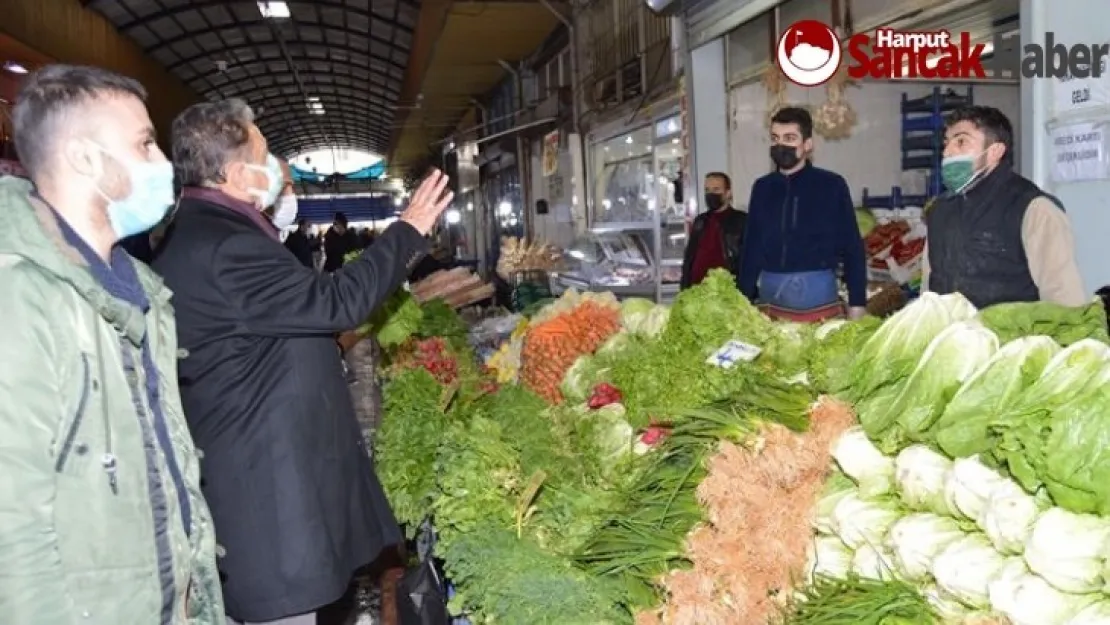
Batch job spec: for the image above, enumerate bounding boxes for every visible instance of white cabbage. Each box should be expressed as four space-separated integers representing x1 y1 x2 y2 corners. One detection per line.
830 493 901 549
977 479 1045 555
885 513 966 582
1024 508 1110 594
1065 601 1110 625
813 477 855 535
804 536 853 583
831 427 895 498
943 456 1009 521
921 584 971 622
851 543 898 581
894 445 954 515
989 571 1092 625
937 291 978 320
931 534 1012 609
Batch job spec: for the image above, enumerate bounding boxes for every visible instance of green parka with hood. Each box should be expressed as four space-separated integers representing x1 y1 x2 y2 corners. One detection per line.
0 176 224 624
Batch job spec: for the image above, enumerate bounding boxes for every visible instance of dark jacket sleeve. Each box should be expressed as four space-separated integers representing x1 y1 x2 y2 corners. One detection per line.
679 215 705 289
213 221 429 336
836 177 868 307
737 182 764 301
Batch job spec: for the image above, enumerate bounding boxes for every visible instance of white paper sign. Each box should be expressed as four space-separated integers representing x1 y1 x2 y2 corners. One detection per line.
1050 121 1110 183
706 340 762 368
1052 58 1110 114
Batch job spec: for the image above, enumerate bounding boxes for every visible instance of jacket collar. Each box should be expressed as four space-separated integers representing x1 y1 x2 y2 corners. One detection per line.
0 176 169 346
181 186 278 239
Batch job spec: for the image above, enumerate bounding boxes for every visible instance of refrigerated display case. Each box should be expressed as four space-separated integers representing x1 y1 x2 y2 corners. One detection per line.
580 112 686 301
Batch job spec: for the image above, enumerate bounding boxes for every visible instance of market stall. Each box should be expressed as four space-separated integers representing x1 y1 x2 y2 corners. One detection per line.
364 266 1110 624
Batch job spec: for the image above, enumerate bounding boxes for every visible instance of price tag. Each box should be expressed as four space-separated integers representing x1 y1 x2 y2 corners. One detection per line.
706 340 762 368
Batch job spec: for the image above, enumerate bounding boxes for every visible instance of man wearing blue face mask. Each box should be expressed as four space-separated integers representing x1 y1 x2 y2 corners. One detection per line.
923 106 1086 308
0 65 225 623
153 99 453 625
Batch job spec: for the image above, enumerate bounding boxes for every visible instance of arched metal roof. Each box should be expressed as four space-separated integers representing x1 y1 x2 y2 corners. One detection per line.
83 0 418 158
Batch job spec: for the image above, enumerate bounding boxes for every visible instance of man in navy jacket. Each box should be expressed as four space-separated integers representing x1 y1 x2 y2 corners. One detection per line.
737 107 867 321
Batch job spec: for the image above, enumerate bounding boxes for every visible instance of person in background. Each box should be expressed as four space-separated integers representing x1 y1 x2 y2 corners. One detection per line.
680 171 747 289
152 97 454 625
270 156 298 230
284 217 316 268
323 211 359 271
359 227 375 249
923 105 1085 307
0 64 223 624
737 106 867 322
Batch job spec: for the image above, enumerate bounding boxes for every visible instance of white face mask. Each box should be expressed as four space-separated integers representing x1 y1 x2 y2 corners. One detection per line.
272 194 298 229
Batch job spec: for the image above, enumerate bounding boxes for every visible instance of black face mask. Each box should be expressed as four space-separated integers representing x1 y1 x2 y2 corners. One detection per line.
770 144 802 170
704 192 724 211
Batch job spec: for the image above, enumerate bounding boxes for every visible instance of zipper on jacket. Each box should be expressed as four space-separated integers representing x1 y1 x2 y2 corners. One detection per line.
779 178 791 266
54 353 91 473
792 197 799 229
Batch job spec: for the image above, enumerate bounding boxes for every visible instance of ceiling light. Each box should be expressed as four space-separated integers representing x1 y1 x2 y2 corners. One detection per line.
625 136 633 144
445 209 461 224
4 62 28 74
257 1 290 19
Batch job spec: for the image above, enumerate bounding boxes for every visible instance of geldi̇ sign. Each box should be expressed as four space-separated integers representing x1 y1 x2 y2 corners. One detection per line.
776 19 1110 92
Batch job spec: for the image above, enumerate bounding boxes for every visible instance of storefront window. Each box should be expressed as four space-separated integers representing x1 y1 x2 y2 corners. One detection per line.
592 125 654 223
653 116 683 224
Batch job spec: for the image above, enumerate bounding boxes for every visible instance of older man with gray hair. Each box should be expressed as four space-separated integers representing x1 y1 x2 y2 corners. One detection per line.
152 98 453 625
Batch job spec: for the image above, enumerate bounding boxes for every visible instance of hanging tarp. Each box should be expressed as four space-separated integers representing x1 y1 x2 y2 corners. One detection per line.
291 161 387 183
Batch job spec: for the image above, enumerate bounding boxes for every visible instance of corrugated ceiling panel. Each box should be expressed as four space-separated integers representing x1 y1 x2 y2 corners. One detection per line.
685 0 783 49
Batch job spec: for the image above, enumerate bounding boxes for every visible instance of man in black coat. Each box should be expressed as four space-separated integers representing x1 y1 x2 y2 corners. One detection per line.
152 98 454 625
679 171 747 289
283 217 316 268
323 211 360 272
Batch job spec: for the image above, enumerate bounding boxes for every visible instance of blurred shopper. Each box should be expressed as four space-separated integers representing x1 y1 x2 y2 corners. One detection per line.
738 107 867 322
153 98 453 625
323 211 360 271
284 217 316 268
0 64 223 624
923 105 1085 307
680 171 747 289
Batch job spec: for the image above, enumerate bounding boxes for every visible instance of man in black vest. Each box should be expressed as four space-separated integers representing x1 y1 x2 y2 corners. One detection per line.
924 106 1086 308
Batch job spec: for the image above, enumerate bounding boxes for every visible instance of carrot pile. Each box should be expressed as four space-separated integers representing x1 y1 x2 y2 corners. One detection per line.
520 300 621 403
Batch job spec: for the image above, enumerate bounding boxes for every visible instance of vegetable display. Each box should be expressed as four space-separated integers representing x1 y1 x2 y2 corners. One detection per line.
370 268 1110 625
519 290 621 403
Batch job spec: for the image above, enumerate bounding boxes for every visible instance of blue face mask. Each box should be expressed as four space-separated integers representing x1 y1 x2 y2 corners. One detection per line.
246 153 284 209
94 146 176 240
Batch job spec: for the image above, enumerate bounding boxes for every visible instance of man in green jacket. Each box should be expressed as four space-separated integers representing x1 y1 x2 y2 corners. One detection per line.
0 65 224 624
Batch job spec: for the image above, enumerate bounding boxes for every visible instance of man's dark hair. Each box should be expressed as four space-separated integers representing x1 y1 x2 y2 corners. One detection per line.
946 105 1014 159
172 98 255 187
334 212 348 227
12 64 147 180
297 217 308 228
705 171 731 190
770 106 813 140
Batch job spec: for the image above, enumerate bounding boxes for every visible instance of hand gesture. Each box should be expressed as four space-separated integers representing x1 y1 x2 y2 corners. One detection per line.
400 169 454 235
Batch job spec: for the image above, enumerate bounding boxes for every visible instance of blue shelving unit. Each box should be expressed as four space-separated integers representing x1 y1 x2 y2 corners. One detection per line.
863 86 974 210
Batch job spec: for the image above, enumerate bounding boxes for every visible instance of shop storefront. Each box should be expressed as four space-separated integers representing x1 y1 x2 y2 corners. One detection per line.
550 102 685 301
682 0 1024 307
